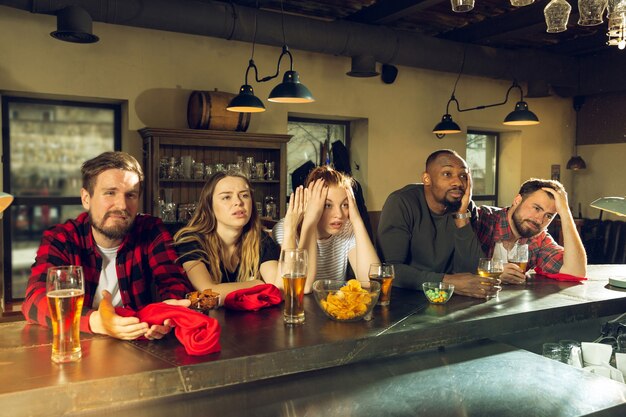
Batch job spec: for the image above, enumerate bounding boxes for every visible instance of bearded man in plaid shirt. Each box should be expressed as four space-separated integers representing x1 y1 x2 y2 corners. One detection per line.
474 178 587 284
22 151 193 340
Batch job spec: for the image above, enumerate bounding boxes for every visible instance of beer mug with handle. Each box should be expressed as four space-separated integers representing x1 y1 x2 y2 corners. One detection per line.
46 266 85 363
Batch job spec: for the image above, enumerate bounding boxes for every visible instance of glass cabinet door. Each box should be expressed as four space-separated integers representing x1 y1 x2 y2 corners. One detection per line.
2 97 120 302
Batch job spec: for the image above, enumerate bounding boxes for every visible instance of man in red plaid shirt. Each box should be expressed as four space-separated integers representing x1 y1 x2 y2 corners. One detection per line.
474 178 587 284
22 152 193 340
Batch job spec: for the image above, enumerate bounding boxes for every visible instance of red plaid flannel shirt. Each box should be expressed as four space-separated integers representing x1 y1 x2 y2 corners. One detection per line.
474 206 564 273
22 212 193 333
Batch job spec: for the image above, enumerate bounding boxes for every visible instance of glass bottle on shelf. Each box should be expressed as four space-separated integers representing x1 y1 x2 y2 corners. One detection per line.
246 156 256 179
264 195 277 219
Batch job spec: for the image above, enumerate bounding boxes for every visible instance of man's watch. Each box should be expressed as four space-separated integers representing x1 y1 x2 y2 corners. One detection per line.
452 211 471 220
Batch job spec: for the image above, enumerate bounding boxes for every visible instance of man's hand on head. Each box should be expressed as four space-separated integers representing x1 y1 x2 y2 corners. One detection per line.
542 187 569 216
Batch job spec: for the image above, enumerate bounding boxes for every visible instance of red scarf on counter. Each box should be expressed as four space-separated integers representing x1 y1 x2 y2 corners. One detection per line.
534 267 587 282
116 303 221 356
223 284 283 311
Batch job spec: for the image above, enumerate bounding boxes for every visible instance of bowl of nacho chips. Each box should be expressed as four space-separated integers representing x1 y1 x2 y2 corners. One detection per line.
312 279 380 322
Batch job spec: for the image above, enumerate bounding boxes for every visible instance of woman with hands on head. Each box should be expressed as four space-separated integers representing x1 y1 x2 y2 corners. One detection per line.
272 166 380 294
173 171 282 305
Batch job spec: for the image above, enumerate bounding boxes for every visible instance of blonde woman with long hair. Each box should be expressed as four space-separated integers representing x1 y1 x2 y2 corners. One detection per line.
174 171 299 303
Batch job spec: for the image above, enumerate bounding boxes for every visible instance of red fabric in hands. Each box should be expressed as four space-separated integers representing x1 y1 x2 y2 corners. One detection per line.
534 267 587 282
223 284 283 311
115 303 221 356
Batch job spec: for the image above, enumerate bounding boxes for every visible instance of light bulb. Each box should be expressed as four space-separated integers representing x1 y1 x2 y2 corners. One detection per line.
619 39 626 49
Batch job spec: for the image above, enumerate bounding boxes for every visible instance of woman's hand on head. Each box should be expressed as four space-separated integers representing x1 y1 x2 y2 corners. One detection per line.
303 178 328 226
284 186 307 231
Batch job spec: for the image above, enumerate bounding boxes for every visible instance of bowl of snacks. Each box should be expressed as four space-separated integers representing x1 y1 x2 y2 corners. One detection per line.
422 282 454 304
312 279 380 322
186 289 220 314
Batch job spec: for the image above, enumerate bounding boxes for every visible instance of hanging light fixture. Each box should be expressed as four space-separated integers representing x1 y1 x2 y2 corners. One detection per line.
227 0 314 112
511 0 535 6
544 0 572 33
607 14 626 49
450 0 475 13
566 96 587 170
267 45 315 103
607 0 626 48
433 80 540 138
578 0 608 26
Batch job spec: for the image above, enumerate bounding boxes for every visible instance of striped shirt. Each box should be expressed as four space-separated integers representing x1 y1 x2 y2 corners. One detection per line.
272 219 356 281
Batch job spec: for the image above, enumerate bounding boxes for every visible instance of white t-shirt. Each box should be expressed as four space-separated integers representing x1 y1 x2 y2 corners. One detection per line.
272 219 356 281
92 245 122 309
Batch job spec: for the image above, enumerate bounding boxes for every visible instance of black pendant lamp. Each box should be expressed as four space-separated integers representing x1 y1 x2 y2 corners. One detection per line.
268 47 315 103
228 0 314 112
433 114 462 137
433 80 540 138
503 100 540 125
227 60 266 113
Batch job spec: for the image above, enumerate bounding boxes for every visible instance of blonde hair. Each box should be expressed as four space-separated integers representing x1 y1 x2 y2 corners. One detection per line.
174 171 260 284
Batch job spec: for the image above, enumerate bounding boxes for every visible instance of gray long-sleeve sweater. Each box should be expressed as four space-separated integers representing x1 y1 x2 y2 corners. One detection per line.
376 184 485 290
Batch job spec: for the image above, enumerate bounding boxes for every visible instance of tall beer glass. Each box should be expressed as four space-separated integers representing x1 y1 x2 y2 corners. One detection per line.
280 249 307 324
369 263 395 306
46 266 85 363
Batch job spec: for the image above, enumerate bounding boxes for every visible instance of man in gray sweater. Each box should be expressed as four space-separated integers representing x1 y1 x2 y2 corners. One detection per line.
377 149 500 299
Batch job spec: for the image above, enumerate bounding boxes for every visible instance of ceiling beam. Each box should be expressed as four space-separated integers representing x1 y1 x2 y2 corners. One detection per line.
440 3 547 42
345 0 444 25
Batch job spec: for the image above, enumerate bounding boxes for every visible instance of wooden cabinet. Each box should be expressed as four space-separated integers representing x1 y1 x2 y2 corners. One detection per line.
138 128 290 228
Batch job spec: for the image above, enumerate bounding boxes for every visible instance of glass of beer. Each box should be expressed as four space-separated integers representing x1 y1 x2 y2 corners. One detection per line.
508 242 529 272
477 258 503 296
477 258 504 280
46 266 85 363
280 249 307 325
369 263 394 306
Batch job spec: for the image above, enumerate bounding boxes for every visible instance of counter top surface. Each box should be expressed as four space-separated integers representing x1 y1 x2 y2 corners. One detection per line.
2 265 626 416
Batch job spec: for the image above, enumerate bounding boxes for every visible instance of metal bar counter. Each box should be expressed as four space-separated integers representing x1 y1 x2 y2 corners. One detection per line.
2 265 626 416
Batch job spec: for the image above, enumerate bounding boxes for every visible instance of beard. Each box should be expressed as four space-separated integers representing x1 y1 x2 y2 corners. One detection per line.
90 210 134 241
441 187 464 213
512 210 542 238
443 198 462 213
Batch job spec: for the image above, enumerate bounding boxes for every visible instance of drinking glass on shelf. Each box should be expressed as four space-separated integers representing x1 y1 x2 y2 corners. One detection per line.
255 162 266 179
508 242 529 272
280 249 307 325
46 266 85 363
265 161 275 180
368 263 394 306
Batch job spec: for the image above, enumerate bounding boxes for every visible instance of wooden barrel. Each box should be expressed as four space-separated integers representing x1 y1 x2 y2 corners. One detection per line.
187 90 251 131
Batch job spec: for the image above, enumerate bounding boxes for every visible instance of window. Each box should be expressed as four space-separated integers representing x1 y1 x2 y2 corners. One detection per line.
2 96 121 303
286 118 349 195
466 131 499 206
